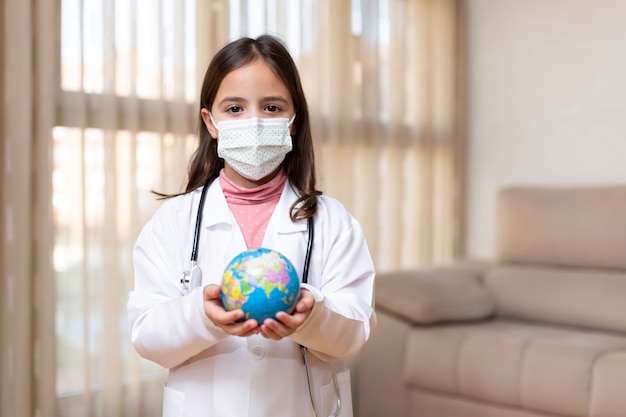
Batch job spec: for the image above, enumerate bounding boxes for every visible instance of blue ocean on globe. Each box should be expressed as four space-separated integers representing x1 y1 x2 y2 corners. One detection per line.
221 248 301 323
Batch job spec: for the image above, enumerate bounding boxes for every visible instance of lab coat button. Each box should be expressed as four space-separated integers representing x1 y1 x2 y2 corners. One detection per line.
251 346 265 359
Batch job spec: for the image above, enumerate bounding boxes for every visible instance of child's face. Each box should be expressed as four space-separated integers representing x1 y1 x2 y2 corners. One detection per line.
203 58 295 135
200 58 296 187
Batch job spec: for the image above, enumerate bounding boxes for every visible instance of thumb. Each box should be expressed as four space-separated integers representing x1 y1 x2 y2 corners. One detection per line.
203 284 222 301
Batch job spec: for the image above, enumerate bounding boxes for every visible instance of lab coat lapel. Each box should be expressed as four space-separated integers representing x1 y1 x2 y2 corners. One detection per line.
263 183 307 244
200 180 248 266
200 180 307 269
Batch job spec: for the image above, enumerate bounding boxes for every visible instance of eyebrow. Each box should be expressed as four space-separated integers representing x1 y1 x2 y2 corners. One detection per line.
217 96 247 106
263 96 289 104
217 95 289 106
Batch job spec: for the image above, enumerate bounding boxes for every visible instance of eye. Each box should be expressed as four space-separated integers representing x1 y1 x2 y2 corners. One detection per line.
264 104 281 113
226 105 243 114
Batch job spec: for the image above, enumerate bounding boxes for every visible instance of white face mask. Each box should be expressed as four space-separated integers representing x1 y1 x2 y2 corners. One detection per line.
210 114 295 181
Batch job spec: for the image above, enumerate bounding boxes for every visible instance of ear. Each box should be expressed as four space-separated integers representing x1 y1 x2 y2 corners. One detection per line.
201 108 218 139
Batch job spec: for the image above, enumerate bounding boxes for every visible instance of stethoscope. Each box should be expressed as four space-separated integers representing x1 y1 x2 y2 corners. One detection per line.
180 177 342 417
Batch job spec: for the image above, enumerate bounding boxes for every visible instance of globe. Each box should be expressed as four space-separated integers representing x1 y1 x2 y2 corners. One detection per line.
221 248 301 323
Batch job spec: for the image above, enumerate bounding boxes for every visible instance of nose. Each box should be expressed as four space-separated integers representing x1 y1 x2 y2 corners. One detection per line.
248 108 265 118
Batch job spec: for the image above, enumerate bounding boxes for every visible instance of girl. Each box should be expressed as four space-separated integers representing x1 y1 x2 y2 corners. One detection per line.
128 35 376 417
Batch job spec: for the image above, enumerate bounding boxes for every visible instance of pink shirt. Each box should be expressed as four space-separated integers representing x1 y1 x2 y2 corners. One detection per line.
219 169 287 249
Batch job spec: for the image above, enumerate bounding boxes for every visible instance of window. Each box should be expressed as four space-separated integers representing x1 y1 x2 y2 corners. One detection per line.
54 0 198 414
48 0 463 414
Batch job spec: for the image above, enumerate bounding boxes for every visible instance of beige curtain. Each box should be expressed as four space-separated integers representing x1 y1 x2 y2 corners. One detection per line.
227 0 466 271
1 0 226 416
315 0 467 272
52 2 229 416
1 0 57 416
0 0 465 416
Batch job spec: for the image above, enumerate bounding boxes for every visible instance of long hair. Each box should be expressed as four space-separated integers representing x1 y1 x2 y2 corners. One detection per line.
159 35 320 221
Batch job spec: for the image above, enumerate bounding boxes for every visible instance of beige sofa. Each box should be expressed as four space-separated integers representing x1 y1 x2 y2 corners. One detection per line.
357 185 626 417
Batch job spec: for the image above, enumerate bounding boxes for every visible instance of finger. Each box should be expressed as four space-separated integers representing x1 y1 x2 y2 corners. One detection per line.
240 326 261 337
295 293 314 313
227 319 259 336
274 311 295 326
275 311 304 329
262 318 293 338
203 284 222 301
260 323 282 340
204 298 243 322
212 308 245 325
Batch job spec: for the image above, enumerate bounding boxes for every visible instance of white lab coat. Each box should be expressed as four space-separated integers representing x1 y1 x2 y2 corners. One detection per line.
128 179 376 417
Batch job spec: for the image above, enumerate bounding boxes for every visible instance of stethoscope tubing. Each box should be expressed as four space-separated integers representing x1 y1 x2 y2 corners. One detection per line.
191 176 217 263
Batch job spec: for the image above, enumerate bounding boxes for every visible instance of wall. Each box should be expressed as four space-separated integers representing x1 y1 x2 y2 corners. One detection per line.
465 0 626 259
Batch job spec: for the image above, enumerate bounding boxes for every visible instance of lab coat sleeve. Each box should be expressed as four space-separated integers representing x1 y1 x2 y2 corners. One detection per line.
290 199 377 362
127 199 228 369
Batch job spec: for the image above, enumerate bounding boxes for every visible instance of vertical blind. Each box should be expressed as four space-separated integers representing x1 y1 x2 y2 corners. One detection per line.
225 0 465 269
54 0 206 415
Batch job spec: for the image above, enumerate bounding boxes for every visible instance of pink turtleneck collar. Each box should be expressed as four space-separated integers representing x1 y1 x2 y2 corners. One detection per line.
219 169 287 248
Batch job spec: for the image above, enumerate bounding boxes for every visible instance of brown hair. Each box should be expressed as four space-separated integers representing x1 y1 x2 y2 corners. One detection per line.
160 35 321 221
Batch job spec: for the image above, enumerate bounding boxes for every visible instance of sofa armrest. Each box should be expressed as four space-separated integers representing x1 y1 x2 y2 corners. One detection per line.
375 261 495 325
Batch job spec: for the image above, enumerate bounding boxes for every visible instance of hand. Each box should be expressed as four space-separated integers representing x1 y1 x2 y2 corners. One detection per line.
259 288 315 340
203 284 259 336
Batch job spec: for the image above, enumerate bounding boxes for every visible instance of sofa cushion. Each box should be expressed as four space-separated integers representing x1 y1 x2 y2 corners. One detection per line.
484 265 626 334
374 264 495 324
496 186 626 270
410 390 566 417
404 319 626 417
590 351 626 417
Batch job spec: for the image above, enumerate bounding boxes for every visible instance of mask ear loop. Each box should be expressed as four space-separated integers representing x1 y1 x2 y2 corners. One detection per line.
208 112 220 132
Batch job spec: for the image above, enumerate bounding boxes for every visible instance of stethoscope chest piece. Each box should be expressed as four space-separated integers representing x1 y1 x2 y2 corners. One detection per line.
180 261 202 292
